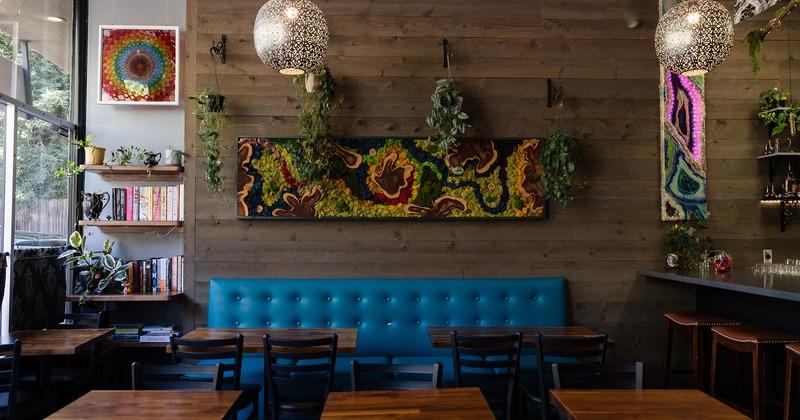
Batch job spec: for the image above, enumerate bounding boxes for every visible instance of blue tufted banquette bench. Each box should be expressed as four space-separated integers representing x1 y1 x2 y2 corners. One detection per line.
208 277 566 394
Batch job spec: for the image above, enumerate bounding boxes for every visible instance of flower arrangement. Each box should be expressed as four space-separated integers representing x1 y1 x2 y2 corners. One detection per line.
59 231 130 305
664 222 705 270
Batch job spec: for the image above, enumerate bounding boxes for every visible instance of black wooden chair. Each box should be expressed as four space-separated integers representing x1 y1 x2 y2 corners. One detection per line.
131 361 223 390
451 330 523 420
170 334 261 420
0 339 58 419
552 361 644 390
519 333 608 419
350 360 442 391
263 333 337 420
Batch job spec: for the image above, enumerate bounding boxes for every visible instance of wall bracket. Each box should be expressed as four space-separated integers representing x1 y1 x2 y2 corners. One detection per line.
442 39 450 69
210 34 227 64
547 78 564 108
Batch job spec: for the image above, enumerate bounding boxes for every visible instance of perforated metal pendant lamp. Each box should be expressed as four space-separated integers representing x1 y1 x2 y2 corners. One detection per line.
655 0 733 76
253 0 328 75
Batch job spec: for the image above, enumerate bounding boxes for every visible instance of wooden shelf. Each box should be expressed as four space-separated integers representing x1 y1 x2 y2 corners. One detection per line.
65 291 183 302
80 164 184 182
78 220 182 233
102 340 172 349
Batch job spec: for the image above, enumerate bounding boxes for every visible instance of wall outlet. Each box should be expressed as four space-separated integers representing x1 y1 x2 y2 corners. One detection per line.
764 249 773 264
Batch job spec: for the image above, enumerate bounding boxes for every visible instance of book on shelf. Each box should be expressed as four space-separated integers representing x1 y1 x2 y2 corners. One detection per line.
139 332 178 342
124 255 184 294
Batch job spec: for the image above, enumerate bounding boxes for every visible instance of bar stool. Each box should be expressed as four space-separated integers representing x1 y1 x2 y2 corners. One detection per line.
662 310 741 390
710 324 800 420
784 343 800 420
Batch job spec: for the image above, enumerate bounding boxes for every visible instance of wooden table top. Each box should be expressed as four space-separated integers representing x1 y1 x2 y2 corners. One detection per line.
178 327 359 354
0 328 114 356
427 326 607 348
321 387 495 419
549 389 749 419
47 390 243 419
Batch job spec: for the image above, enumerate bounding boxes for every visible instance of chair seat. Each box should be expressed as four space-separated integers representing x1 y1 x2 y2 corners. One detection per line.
665 311 740 327
788 342 800 356
712 324 800 345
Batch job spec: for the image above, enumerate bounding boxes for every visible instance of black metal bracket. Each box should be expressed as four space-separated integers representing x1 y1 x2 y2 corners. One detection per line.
442 39 450 69
210 34 227 64
547 78 564 108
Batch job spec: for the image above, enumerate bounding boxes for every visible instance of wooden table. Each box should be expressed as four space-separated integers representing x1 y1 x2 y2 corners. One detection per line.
321 387 495 419
0 328 114 391
177 327 359 353
549 389 748 419
427 326 607 348
47 390 243 419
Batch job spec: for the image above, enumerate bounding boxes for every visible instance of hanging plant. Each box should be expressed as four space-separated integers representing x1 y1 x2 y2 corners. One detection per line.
744 0 800 78
540 129 581 208
188 86 226 198
290 64 343 182
426 78 470 153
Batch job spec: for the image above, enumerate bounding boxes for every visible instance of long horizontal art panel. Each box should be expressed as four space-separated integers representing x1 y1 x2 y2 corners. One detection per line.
236 137 547 219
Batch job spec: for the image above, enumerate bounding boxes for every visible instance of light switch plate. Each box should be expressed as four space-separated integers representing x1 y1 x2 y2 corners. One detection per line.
764 249 773 264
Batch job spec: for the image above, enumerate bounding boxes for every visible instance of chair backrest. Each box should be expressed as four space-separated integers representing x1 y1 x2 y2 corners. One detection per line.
350 360 442 391
0 340 21 420
131 361 223 390
46 311 106 329
451 331 524 420
552 361 645 390
263 333 337 420
169 334 244 390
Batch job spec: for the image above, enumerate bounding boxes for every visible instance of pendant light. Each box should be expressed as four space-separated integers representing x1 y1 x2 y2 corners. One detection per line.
253 0 328 75
655 0 733 76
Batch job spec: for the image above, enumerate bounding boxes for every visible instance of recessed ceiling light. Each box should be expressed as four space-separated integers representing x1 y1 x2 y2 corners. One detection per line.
45 16 66 23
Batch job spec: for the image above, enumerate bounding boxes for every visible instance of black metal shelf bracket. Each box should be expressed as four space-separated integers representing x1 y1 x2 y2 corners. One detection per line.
547 78 564 108
210 34 227 64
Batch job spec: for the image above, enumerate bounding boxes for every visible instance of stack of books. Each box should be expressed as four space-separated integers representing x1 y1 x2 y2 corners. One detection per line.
112 323 145 341
139 325 181 343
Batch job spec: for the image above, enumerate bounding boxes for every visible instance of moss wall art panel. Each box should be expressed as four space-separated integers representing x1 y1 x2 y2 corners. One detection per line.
236 137 547 219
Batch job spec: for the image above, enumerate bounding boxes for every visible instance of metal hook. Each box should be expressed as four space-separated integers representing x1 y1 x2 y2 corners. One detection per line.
210 34 227 65
547 78 564 108
443 39 450 69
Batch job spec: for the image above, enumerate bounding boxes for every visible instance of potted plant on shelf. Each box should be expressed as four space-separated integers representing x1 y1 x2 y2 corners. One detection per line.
664 221 706 270
290 64 343 181
189 86 226 197
539 129 582 208
426 78 470 153
758 87 799 138
59 231 130 306
54 135 103 177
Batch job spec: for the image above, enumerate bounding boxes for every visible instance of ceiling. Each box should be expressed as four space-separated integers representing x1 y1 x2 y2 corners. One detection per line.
0 0 72 70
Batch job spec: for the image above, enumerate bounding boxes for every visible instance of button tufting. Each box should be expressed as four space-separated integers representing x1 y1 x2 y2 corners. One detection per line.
266 296 272 302
475 296 480 301
446 320 451 325
296 297 301 301
505 319 510 324
504 296 509 301
415 297 421 302
416 321 421 325
234 321 240 326
386 297 391 302
296 321 301 326
236 296 242 301
387 322 392 326
326 321 331 326
327 296 332 301
476 320 481 325
445 296 450 302
357 297 362 302
533 296 539 301
357 321 362 326
266 321 271 326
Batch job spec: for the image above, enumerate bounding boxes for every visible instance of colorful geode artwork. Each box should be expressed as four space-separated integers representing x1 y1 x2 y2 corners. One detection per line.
236 137 546 219
98 26 179 105
659 0 708 221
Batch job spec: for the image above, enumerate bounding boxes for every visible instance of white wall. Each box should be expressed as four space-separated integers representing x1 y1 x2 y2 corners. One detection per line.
85 0 186 260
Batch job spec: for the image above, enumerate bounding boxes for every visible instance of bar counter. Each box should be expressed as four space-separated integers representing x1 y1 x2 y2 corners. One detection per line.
639 268 800 333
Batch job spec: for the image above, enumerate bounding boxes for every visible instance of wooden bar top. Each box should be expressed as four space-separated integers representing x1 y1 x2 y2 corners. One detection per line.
322 387 495 419
178 327 358 354
427 326 607 349
549 389 748 419
47 390 242 419
639 268 800 303
1 328 114 356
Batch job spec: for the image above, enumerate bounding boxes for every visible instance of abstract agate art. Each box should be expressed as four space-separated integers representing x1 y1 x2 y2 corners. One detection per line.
659 0 708 221
236 137 547 219
98 26 179 105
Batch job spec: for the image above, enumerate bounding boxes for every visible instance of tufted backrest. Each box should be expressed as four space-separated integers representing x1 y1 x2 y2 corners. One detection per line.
208 278 566 358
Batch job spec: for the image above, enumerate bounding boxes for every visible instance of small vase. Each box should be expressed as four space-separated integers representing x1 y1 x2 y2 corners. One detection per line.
82 191 110 220
84 146 106 165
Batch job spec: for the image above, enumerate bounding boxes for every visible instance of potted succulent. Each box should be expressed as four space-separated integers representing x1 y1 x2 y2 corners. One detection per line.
539 129 581 208
54 135 103 177
426 78 470 153
59 231 130 305
189 86 226 197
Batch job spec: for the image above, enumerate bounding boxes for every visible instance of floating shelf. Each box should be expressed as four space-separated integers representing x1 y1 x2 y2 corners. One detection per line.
65 291 183 302
80 165 184 182
78 220 183 233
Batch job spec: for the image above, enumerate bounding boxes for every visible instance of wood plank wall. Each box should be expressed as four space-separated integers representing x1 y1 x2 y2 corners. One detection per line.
185 0 800 384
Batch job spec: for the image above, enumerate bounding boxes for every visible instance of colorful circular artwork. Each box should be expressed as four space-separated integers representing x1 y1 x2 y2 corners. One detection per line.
100 27 177 103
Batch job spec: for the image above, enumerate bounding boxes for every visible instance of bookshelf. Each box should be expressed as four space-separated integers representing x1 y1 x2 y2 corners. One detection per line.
78 220 183 233
65 291 183 302
80 164 184 182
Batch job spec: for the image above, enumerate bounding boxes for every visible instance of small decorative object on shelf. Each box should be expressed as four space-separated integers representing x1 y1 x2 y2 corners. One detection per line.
82 191 109 220
713 252 732 272
664 221 705 270
59 231 131 306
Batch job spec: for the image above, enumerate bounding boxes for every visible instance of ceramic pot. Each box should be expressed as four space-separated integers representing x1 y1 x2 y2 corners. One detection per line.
82 191 109 220
83 146 106 165
142 152 161 167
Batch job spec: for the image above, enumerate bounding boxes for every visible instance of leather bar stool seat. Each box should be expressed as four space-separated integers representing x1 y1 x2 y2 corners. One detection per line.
663 310 741 390
784 343 800 420
711 324 800 420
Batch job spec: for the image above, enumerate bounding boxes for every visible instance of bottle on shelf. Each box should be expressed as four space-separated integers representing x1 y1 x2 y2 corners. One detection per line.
786 163 796 196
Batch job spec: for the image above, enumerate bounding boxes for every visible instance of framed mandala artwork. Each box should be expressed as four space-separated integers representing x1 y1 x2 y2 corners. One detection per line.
98 25 179 105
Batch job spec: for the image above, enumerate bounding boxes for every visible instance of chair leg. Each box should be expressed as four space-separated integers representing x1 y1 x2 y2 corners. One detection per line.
693 326 703 390
663 319 673 388
754 348 765 420
785 354 796 420
710 337 718 398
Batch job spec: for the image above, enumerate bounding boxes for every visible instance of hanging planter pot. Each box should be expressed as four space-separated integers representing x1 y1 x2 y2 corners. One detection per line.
208 94 225 113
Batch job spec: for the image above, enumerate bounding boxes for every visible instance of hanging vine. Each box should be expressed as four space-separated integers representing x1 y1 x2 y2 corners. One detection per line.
746 0 800 77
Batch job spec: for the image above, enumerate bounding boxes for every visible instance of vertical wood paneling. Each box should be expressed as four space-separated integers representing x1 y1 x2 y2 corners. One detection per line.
185 0 800 386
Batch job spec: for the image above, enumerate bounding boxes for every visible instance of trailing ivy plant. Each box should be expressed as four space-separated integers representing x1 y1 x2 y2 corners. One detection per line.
540 129 581 208
758 87 798 137
290 65 342 181
188 86 226 198
426 78 469 153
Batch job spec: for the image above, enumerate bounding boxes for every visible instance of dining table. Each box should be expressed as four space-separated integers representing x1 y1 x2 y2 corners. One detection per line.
548 389 749 419
0 328 114 391
321 387 495 419
46 389 243 419
427 326 609 348
175 327 359 353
